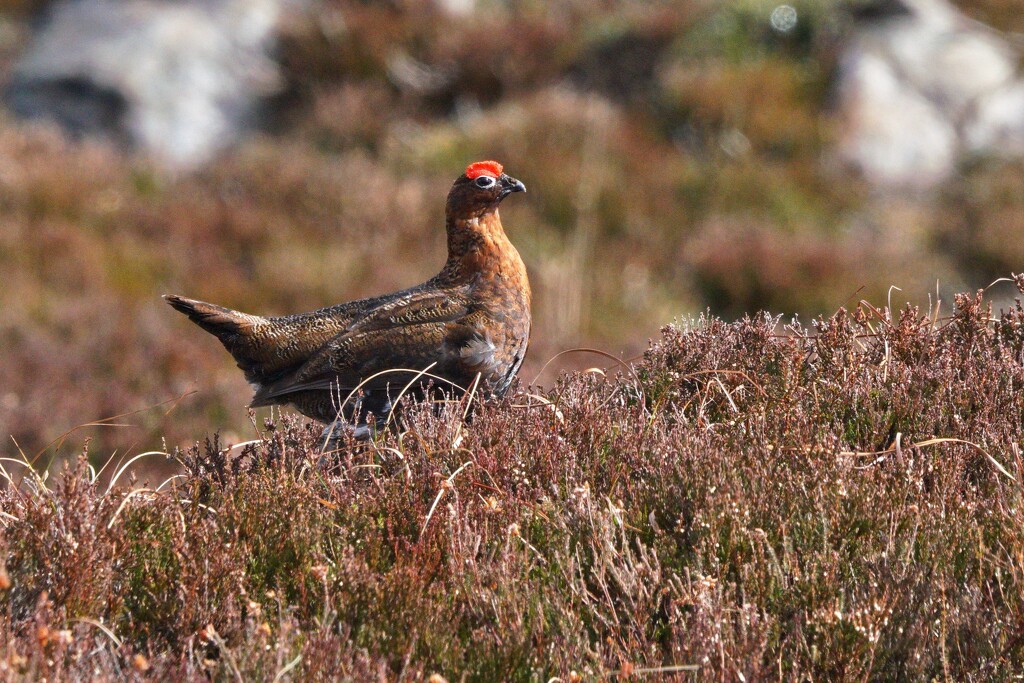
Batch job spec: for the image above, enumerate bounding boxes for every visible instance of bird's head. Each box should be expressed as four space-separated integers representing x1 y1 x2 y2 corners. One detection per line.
446 160 527 220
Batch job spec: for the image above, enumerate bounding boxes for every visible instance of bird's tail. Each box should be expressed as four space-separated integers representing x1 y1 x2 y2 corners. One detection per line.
164 294 261 339
163 294 272 381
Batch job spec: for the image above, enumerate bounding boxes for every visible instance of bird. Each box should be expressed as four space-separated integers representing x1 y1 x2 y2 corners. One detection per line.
164 160 531 439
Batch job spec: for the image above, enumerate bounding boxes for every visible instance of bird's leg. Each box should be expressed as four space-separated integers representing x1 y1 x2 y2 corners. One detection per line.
319 417 377 452
319 419 354 452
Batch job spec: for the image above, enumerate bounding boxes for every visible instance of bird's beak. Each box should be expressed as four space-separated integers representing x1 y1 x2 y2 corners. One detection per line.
498 174 527 198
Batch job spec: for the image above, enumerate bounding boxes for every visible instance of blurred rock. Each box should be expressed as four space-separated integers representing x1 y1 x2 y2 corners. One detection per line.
963 81 1024 156
837 0 1024 189
836 39 958 188
435 0 477 17
4 0 289 169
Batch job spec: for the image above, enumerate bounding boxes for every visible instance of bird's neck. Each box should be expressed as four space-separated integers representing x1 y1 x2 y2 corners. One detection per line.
440 210 524 283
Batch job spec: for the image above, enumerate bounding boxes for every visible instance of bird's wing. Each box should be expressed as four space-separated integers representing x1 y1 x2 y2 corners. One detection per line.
236 294 409 384
249 288 497 406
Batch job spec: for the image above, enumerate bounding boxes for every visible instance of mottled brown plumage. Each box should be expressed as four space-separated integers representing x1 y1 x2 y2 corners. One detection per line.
165 161 530 434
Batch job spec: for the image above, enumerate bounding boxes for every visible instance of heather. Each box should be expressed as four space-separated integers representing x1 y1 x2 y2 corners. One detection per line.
2 0 1024 677
3 0 1024 457
2 279 1023 679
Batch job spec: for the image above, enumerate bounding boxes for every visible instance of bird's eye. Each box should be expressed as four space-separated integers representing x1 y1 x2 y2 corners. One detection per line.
474 175 496 189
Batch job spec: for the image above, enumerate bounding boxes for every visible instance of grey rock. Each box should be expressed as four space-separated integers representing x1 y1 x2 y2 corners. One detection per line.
836 0 1024 189
837 41 959 188
964 81 1024 156
5 0 289 169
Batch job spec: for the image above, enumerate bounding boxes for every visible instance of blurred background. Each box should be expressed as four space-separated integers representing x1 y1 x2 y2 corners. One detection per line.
0 0 1022 462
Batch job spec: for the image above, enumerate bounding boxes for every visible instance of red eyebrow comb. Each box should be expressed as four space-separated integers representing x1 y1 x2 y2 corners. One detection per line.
465 160 503 179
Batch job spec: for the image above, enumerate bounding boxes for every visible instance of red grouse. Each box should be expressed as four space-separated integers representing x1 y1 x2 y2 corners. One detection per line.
165 160 530 437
